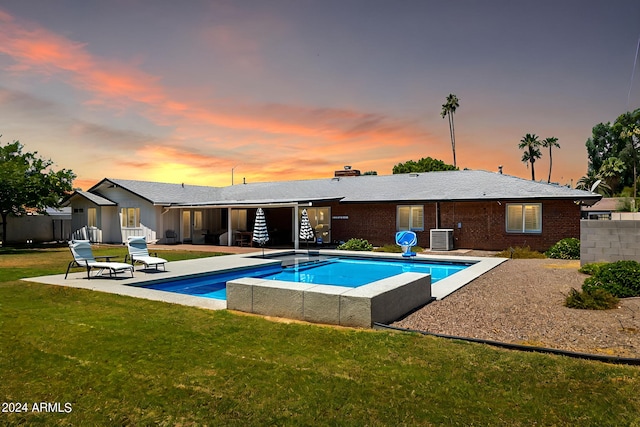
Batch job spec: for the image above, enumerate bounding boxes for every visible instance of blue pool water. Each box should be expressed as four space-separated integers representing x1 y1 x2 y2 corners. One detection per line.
142 257 470 301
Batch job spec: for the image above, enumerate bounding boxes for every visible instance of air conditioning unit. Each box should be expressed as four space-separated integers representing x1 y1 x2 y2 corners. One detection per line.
430 229 454 251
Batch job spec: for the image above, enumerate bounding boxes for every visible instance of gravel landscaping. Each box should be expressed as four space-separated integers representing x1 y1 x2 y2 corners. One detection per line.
392 257 640 358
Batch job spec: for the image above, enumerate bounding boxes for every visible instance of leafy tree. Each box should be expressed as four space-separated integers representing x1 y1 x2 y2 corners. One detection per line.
541 137 560 183
362 170 378 175
0 139 75 246
620 122 640 198
518 133 542 181
585 108 640 194
392 157 458 174
440 94 460 167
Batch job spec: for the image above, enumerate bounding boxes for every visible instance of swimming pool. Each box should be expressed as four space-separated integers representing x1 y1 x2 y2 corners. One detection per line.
142 256 471 301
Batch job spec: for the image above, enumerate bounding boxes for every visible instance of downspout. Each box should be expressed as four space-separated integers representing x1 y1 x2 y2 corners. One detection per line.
435 202 440 229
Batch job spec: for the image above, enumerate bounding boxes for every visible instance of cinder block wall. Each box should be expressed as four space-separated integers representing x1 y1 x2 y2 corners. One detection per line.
580 220 640 265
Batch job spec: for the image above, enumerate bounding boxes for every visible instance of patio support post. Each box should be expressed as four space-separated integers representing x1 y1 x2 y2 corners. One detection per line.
294 204 299 250
227 207 232 246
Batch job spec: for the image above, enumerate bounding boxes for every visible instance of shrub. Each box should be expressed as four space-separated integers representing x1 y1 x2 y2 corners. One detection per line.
582 260 640 298
565 287 619 310
545 238 580 260
495 246 546 259
336 238 373 251
578 262 607 276
373 244 424 253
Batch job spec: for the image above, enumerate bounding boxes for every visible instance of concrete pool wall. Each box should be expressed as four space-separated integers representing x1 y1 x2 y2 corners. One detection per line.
227 272 432 328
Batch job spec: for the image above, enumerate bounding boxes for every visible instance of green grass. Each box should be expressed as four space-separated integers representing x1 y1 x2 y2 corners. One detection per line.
1 248 640 425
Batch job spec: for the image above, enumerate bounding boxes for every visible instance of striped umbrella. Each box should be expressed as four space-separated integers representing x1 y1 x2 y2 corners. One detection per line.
300 209 315 249
252 208 269 256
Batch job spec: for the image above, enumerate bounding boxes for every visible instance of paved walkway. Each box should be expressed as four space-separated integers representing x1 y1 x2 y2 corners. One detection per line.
24 245 505 313
24 249 286 311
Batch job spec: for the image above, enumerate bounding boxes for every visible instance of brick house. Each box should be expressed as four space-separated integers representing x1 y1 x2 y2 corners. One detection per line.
63 170 600 251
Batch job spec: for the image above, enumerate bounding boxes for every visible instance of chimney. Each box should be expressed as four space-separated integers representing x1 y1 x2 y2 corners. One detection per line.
334 165 361 177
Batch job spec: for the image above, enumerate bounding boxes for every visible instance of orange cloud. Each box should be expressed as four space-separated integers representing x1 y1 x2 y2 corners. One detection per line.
9 8 541 189
0 9 431 148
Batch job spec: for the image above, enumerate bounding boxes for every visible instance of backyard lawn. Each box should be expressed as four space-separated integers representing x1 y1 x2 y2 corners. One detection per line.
1 247 639 425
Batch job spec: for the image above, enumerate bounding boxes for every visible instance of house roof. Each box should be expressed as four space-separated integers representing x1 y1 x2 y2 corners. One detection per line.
581 197 622 212
89 170 601 207
89 178 217 205
64 190 117 206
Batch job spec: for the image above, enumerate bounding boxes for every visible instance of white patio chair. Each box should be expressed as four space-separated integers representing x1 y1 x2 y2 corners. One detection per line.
125 236 167 271
65 240 134 279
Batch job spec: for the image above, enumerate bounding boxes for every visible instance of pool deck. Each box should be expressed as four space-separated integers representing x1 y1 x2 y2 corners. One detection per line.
23 247 507 312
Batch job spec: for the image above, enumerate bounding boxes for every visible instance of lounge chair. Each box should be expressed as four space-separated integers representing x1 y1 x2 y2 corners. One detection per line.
65 240 134 279
125 236 167 271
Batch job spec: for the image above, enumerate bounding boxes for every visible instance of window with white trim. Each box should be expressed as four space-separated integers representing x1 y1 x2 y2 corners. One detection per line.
121 208 141 228
397 205 424 231
87 208 97 227
506 203 542 233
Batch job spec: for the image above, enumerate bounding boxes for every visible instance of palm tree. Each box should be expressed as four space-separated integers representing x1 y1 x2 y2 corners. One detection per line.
440 94 460 167
518 133 542 181
598 157 625 193
541 137 560 183
576 169 611 196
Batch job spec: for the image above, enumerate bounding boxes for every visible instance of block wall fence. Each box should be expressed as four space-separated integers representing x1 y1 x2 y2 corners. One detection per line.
580 219 640 266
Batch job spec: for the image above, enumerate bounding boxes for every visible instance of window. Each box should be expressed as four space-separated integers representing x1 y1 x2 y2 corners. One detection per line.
193 211 203 230
506 203 542 233
231 209 247 230
121 208 141 228
87 208 97 227
397 205 424 231
301 207 331 242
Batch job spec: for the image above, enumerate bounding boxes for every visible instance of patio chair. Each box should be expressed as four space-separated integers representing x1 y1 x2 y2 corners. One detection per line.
165 229 178 244
125 236 168 271
65 240 134 279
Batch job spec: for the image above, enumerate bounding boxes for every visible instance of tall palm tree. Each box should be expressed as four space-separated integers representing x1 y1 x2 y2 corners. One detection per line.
440 94 460 167
541 137 560 183
518 133 542 181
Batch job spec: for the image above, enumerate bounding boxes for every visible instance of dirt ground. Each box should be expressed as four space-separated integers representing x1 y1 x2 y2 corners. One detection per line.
392 257 640 358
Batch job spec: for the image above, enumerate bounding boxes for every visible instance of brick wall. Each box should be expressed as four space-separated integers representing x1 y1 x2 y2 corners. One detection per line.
326 199 580 251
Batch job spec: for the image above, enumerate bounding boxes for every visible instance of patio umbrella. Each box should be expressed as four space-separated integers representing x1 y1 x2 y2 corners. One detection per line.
252 208 269 257
299 209 315 250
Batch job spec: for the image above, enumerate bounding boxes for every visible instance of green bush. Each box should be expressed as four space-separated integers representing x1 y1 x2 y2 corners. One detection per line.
545 238 580 260
582 260 640 298
578 262 607 276
373 244 424 253
336 238 374 251
495 246 546 259
565 287 619 310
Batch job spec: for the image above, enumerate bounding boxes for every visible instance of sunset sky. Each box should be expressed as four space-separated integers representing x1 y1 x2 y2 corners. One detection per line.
1 0 639 191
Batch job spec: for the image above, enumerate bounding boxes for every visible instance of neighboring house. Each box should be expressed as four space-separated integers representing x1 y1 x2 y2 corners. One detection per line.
3 207 71 244
581 197 620 220
63 170 601 251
